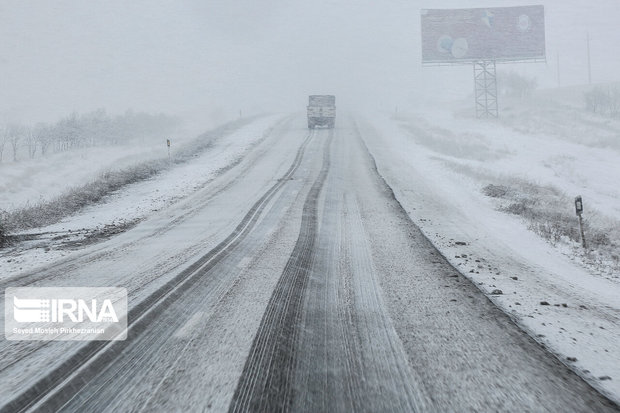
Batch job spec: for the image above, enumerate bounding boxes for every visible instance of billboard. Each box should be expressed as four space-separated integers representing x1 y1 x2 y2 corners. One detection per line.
421 6 545 64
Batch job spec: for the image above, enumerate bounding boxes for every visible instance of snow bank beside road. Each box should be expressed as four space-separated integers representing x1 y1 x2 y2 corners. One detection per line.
0 134 188 212
360 111 620 403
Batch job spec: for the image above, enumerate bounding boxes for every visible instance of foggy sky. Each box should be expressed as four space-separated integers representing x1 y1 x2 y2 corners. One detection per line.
1 0 619 127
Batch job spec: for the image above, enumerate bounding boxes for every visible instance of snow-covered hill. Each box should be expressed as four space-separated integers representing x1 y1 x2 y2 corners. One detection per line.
362 84 620 402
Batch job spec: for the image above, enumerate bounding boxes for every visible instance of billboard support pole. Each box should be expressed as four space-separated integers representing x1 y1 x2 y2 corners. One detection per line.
474 60 498 118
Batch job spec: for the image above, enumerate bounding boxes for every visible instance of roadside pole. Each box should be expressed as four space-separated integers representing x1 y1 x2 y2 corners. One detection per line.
575 196 587 249
166 139 171 162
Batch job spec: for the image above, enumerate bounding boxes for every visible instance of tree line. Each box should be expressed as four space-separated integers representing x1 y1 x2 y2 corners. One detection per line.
497 71 538 99
0 109 180 162
584 86 620 117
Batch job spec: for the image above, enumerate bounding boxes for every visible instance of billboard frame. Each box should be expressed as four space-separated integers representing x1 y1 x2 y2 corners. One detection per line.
422 57 546 68
474 61 498 118
420 6 546 66
420 5 546 118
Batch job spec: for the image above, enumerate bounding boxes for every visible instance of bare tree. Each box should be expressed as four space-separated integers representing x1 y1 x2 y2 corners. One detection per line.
584 86 620 116
0 126 9 162
1 110 182 160
0 126 8 162
499 71 538 99
585 87 609 114
7 124 24 161
33 123 53 156
24 126 38 159
608 87 620 117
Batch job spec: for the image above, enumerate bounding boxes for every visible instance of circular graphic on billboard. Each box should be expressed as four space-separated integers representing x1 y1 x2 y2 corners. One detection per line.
517 14 531 32
481 10 494 28
451 38 468 58
437 35 453 54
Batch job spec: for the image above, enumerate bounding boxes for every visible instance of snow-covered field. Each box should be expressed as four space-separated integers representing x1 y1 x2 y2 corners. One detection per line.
362 87 620 402
0 115 285 276
0 133 193 212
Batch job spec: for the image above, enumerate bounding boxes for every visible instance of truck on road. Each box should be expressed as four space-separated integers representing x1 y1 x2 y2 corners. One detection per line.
307 95 336 129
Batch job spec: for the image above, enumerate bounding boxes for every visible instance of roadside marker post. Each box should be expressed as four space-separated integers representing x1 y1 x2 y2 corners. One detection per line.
575 196 587 249
166 139 171 161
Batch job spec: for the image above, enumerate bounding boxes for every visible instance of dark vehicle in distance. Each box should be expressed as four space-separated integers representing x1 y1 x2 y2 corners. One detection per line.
307 95 336 129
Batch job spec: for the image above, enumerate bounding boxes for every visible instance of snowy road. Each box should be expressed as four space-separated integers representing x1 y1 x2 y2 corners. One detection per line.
1 117 618 412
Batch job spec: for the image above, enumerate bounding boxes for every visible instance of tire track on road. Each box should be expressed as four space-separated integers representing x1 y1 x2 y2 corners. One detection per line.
0 116 293 291
287 124 429 412
1 129 315 413
229 130 333 413
0 119 295 387
0 118 296 388
352 117 620 412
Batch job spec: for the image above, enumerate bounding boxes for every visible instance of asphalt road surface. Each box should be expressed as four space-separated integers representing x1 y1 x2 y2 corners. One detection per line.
1 117 618 412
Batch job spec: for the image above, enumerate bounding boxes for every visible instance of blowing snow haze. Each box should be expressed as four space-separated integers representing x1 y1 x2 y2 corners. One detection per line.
3 1 620 411
1 0 620 126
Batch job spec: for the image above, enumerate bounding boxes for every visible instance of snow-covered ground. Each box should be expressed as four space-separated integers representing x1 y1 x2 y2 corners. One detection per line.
0 135 194 212
361 89 620 402
0 115 286 276
0 114 309 408
2 95 619 405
